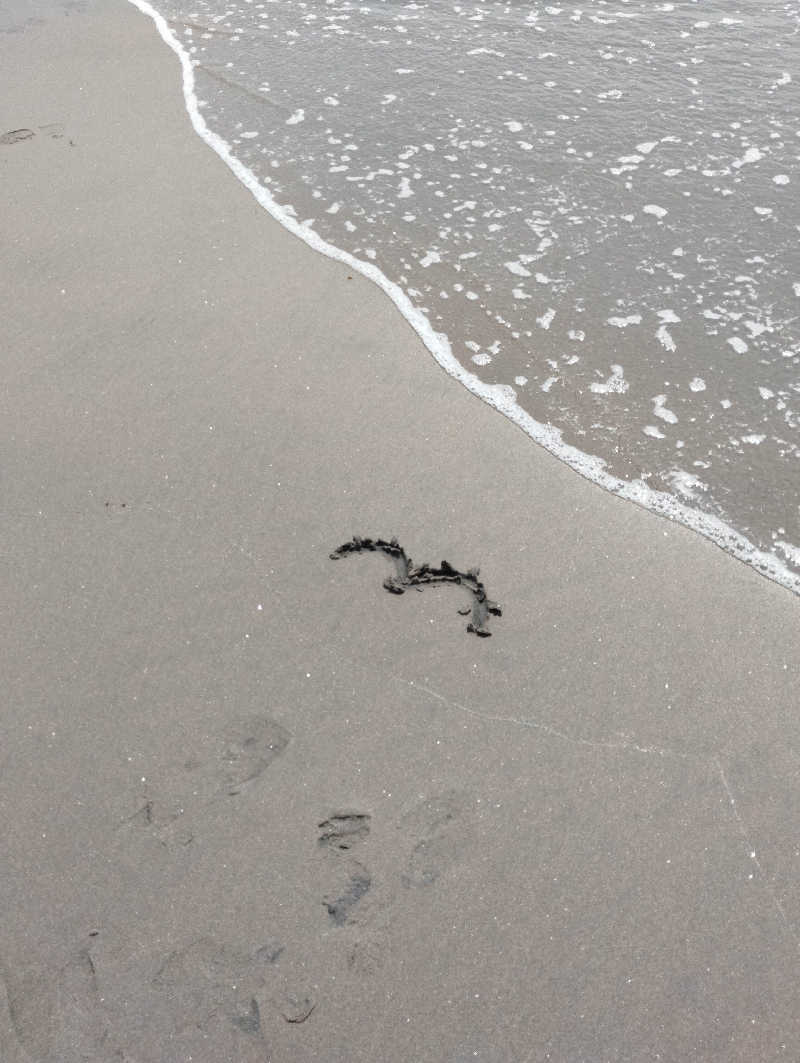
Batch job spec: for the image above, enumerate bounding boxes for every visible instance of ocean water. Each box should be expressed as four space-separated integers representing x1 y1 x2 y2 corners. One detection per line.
141 0 800 591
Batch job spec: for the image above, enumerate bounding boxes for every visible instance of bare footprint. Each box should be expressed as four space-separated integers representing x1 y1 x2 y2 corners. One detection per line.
318 811 371 851
322 860 372 927
316 806 375 927
0 129 34 145
399 791 468 888
119 714 291 850
152 938 281 1039
193 714 291 797
272 986 316 1024
0 948 109 1062
151 937 318 1051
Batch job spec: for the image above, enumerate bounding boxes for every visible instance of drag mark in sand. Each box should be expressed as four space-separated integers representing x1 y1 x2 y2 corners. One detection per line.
330 536 501 637
394 676 690 760
714 757 794 939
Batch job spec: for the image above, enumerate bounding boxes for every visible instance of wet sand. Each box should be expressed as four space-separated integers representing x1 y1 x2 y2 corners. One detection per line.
2 2 800 1060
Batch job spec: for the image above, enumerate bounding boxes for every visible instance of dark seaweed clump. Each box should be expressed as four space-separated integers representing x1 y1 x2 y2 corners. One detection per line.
330 536 501 637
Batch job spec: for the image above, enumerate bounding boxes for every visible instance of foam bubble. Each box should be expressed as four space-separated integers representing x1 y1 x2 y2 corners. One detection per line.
505 260 532 277
607 314 642 328
590 365 629 395
652 395 678 424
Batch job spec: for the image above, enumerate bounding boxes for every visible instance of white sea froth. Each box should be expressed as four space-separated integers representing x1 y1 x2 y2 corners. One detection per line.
652 395 678 424
608 314 641 328
590 365 629 395
656 325 676 352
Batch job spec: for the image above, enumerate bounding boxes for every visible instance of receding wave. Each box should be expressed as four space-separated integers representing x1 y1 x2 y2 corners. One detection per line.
128 0 800 595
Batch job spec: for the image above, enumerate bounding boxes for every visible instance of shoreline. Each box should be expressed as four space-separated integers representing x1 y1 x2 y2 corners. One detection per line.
130 0 800 600
3 1 800 1060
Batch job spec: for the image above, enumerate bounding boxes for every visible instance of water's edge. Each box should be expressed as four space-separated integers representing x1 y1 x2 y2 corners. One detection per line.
126 0 800 598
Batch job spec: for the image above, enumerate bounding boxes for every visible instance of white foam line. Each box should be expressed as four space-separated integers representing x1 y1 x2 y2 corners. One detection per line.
128 0 800 598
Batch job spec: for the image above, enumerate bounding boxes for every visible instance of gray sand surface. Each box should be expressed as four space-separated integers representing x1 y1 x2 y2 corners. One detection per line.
2 2 799 1060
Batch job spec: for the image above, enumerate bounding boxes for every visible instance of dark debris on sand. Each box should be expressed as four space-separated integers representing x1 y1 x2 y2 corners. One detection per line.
330 536 501 637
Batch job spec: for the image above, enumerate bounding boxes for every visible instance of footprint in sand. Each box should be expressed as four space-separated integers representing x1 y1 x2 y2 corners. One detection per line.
322 862 373 927
311 795 470 978
119 714 291 850
153 938 271 1050
152 936 314 1051
317 810 375 928
318 811 371 851
315 810 395 981
210 713 291 796
398 790 469 889
0 947 109 1063
0 129 35 145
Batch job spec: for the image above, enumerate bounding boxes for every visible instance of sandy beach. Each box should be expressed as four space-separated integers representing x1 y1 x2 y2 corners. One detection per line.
2 2 800 1060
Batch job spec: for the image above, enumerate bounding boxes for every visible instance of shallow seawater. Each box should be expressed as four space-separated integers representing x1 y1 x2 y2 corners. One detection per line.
152 0 800 586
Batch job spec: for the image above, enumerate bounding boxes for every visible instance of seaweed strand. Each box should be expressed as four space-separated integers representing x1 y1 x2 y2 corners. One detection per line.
329 537 502 637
